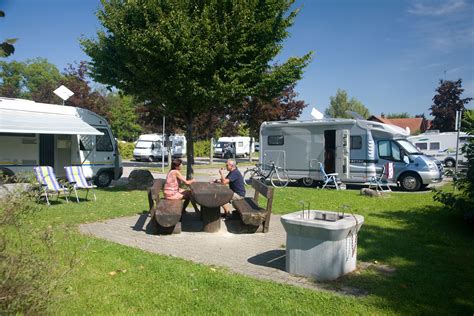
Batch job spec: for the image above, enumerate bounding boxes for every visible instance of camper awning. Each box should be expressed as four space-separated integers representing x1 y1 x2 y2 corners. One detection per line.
0 108 103 135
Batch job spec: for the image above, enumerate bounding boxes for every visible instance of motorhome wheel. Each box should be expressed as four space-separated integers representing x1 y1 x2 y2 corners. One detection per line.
147 156 154 162
0 168 15 184
444 158 455 168
95 171 113 187
399 173 421 191
299 177 314 187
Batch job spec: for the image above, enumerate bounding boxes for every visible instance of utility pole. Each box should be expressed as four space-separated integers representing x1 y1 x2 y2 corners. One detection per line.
454 110 462 175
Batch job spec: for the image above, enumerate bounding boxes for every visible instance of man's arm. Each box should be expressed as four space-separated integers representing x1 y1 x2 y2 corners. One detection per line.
218 169 230 185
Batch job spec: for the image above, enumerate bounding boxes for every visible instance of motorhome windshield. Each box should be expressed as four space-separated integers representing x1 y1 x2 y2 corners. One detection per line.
136 140 160 149
215 142 232 148
396 139 421 154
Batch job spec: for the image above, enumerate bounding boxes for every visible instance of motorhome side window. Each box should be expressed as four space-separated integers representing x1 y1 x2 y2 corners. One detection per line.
268 135 284 146
415 143 427 150
429 142 440 150
350 136 362 149
96 128 113 152
378 140 402 161
80 135 94 151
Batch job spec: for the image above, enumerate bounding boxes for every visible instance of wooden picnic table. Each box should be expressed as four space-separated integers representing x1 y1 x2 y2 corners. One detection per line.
190 182 233 233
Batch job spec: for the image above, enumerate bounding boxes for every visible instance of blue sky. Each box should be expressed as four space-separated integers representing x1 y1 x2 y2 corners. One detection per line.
2 0 473 120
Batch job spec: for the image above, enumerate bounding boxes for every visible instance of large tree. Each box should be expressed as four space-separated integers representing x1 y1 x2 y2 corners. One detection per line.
430 79 472 132
0 58 63 103
324 89 370 119
82 0 311 178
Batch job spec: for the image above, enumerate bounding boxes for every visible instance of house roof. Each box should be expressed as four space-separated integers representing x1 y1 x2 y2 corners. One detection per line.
367 116 425 134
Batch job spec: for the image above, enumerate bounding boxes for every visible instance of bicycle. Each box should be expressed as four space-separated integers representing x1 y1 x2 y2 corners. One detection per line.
243 161 290 188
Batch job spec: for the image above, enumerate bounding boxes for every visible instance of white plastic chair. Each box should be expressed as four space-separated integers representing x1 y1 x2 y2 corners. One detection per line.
34 166 69 205
319 163 340 190
64 166 97 202
369 162 393 192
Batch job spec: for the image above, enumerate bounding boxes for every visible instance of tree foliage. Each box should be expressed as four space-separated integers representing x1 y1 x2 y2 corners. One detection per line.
386 112 410 119
108 93 142 141
430 79 472 132
325 89 370 119
82 0 311 178
0 10 16 57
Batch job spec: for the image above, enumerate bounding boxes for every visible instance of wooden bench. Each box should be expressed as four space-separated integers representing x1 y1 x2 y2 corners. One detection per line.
232 179 274 233
147 179 184 234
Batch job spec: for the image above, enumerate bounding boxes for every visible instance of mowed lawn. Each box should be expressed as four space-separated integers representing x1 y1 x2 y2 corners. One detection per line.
27 184 474 314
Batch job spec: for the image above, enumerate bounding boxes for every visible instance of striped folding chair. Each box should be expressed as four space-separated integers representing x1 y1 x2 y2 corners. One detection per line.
64 166 97 202
34 166 69 205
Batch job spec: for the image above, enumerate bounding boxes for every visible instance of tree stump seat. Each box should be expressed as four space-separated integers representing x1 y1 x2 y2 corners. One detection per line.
147 179 183 234
232 179 274 233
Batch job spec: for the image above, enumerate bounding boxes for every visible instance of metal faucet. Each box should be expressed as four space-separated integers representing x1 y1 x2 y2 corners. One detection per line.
299 201 311 219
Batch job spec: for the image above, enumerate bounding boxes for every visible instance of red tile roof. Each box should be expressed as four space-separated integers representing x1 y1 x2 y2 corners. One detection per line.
368 116 427 134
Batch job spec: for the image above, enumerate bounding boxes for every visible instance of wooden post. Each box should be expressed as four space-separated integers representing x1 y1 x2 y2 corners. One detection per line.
201 206 221 232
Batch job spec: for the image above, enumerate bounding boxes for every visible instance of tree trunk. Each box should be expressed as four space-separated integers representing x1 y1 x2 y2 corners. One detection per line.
185 117 194 180
210 137 214 165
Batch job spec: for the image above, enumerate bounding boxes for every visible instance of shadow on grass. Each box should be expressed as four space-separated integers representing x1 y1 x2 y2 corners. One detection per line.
334 205 474 314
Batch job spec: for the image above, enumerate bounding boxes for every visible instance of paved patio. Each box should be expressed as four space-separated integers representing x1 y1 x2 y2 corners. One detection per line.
79 211 332 292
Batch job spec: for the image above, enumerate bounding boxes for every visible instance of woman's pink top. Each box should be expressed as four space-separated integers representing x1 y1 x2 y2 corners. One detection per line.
163 170 185 200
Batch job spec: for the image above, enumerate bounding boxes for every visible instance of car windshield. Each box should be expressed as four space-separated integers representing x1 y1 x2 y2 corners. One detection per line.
397 139 421 154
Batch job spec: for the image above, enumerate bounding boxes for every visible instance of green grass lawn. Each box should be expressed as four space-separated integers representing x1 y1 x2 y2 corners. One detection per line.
14 185 474 314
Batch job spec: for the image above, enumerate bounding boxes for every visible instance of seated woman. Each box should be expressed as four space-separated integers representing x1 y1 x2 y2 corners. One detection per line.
163 158 199 212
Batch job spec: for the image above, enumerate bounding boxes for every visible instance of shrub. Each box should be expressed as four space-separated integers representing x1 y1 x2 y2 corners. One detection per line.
118 141 135 160
194 139 211 157
0 190 80 313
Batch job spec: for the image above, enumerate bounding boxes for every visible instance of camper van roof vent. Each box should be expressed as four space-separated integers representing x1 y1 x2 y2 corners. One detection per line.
424 130 440 134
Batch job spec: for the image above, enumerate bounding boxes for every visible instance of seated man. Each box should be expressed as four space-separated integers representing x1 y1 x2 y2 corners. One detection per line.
215 159 246 217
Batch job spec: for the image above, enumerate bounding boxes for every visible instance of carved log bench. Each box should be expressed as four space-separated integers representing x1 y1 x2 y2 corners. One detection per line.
147 179 183 234
232 179 274 233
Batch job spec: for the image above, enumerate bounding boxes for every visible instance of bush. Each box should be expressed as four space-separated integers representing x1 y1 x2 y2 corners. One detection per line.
0 190 80 313
118 141 135 160
194 139 211 157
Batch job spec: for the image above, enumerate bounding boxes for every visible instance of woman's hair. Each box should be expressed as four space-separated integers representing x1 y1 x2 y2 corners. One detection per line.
171 158 182 170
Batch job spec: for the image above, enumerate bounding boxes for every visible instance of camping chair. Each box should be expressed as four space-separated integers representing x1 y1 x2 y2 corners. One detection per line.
319 162 340 190
64 166 97 202
369 162 393 192
34 166 69 205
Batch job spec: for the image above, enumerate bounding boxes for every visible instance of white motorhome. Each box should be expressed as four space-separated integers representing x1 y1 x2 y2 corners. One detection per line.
0 98 123 187
133 134 165 161
213 136 254 158
133 134 187 161
170 134 187 158
260 119 443 191
408 131 472 167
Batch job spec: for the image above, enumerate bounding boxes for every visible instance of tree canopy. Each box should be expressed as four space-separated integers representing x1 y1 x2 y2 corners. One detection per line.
82 0 312 177
324 89 370 119
430 79 472 132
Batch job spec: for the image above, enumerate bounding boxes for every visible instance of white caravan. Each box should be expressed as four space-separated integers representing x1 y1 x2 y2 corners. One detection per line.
408 131 472 167
133 134 187 161
260 119 443 191
213 136 254 158
0 98 123 187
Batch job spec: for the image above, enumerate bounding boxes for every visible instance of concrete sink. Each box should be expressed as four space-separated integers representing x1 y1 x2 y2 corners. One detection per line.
281 210 364 281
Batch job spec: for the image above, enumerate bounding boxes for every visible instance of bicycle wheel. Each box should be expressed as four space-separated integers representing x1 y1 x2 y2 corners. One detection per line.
243 168 257 185
270 168 290 187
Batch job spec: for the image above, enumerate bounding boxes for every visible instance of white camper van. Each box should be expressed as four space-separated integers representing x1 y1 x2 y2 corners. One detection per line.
170 135 187 158
260 119 443 191
213 136 254 158
133 134 165 161
133 134 187 161
0 98 123 187
408 131 472 167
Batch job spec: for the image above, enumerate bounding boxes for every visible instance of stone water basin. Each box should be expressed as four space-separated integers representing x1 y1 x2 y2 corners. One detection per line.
281 210 364 281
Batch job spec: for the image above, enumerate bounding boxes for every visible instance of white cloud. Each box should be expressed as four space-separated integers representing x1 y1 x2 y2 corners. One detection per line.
408 0 466 16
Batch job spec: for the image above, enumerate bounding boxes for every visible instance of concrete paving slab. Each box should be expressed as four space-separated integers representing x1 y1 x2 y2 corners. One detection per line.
79 211 334 292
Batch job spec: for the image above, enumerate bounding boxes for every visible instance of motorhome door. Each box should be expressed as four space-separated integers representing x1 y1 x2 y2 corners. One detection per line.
39 134 54 167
